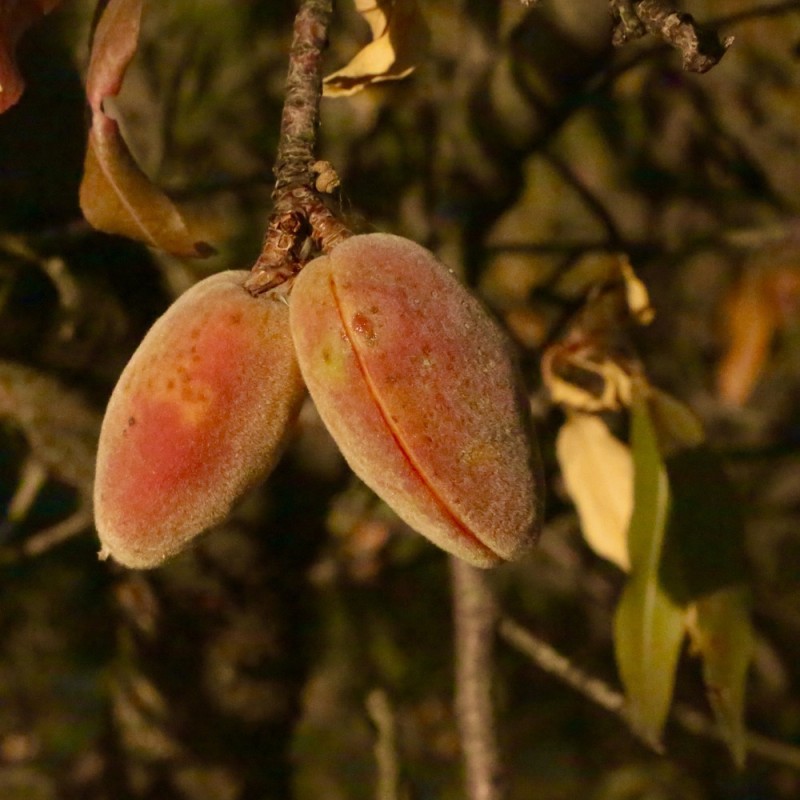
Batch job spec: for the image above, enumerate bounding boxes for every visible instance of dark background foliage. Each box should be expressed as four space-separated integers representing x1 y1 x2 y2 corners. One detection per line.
1 1 800 798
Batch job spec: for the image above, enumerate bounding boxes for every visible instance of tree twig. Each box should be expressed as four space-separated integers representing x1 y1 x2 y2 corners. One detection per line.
674 704 800 772
499 616 800 771
450 557 506 800
499 617 629 717
23 507 95 558
245 0 351 296
610 0 734 73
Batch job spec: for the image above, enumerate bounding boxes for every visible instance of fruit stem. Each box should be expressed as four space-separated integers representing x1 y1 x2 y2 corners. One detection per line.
246 0 351 296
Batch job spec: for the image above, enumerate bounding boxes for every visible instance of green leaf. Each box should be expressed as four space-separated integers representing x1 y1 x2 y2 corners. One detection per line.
688 587 754 768
613 388 685 745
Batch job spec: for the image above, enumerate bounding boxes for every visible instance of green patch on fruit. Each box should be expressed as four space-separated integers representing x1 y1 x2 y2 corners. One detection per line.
316 334 350 384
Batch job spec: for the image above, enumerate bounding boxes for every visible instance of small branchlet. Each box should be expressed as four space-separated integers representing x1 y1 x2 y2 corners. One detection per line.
610 0 734 73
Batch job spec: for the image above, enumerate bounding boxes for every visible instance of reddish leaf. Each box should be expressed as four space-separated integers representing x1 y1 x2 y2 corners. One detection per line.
79 0 214 257
0 0 62 114
85 0 143 114
716 272 777 407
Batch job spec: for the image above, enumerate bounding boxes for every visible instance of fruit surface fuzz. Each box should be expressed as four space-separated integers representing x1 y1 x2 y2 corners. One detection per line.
290 233 543 567
94 270 305 568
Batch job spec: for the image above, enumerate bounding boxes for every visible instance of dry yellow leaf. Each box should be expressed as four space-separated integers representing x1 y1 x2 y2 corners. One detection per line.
556 413 632 571
619 256 655 325
353 0 392 39
324 0 429 97
544 347 634 412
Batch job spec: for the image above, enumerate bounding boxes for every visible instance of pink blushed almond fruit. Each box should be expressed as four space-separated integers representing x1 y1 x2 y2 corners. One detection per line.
289 233 543 567
94 271 305 568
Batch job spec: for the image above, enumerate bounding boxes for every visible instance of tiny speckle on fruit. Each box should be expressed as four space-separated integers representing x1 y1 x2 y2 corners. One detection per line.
352 312 376 345
128 416 136 426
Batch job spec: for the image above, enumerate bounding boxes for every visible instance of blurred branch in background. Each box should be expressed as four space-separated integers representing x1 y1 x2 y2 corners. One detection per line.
451 557 506 800
500 617 800 772
366 688 409 800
